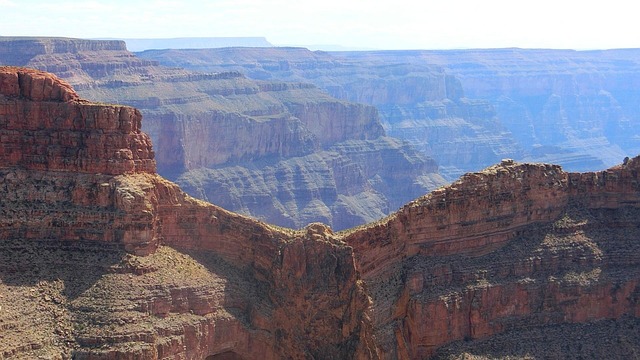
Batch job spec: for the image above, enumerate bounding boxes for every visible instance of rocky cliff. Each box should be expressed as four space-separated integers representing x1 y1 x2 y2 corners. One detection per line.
2 67 640 359
0 67 377 359
343 157 640 358
138 47 524 180
0 67 155 175
0 37 445 230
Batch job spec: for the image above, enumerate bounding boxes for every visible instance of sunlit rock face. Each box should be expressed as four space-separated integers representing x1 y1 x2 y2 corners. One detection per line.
0 66 378 359
343 156 640 359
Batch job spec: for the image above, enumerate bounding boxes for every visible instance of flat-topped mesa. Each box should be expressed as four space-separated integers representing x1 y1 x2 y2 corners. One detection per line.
0 67 155 175
0 37 127 54
0 37 128 65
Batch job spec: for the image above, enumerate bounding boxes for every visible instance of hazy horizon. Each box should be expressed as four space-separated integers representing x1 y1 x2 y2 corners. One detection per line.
1 0 638 51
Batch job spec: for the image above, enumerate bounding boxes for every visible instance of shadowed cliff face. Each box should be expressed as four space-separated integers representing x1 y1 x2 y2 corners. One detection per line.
139 47 640 180
2 67 640 359
0 37 445 231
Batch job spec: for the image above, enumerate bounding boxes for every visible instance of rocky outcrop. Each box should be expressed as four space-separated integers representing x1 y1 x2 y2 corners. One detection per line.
0 37 445 230
0 67 377 359
0 67 155 175
343 156 640 358
3 66 640 359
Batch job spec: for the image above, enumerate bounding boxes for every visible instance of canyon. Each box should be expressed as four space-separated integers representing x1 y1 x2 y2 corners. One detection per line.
0 67 376 359
0 37 445 231
1 67 640 359
140 47 640 179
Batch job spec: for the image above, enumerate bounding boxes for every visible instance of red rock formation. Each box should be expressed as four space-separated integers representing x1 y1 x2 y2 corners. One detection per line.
0 67 155 175
0 66 377 359
0 37 445 231
2 66 639 359
344 157 640 358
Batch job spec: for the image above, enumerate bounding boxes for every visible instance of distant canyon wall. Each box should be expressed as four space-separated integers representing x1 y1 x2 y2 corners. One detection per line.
139 47 640 180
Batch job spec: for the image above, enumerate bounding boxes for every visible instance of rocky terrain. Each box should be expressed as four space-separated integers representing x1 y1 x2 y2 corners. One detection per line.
343 156 640 358
1 67 640 359
0 67 377 359
0 37 445 230
139 47 640 179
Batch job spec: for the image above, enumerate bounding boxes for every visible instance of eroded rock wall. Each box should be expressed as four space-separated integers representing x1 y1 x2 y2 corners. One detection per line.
343 156 640 358
2 66 640 359
139 47 640 178
0 67 378 359
137 47 524 180
0 67 155 175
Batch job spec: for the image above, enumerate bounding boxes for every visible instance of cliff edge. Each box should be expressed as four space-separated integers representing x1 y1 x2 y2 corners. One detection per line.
1 67 640 359
0 67 377 359
344 157 640 358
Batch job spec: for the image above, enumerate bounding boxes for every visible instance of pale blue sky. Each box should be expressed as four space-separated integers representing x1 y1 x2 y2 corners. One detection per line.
0 0 637 50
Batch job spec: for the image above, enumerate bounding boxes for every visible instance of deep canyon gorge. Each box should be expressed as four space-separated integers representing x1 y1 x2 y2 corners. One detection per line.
0 66 639 359
0 36 640 359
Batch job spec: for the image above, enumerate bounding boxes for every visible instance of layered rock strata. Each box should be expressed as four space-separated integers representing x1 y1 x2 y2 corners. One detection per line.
137 47 525 180
343 157 640 358
0 67 376 359
2 67 640 359
140 47 640 177
0 67 155 175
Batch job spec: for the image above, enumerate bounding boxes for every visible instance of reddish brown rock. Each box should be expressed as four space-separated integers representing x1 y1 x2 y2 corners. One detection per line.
344 157 640 358
2 66 640 359
0 66 377 359
0 67 155 175
0 65 78 101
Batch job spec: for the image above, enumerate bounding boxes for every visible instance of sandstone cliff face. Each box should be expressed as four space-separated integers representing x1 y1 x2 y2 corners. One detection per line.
343 156 640 358
0 67 377 359
0 67 155 176
3 67 640 360
0 37 444 230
